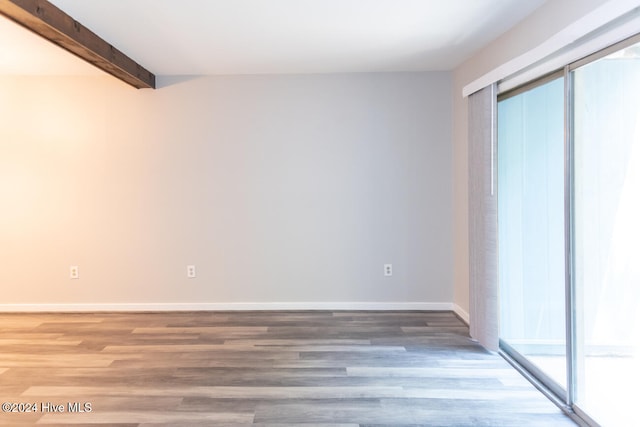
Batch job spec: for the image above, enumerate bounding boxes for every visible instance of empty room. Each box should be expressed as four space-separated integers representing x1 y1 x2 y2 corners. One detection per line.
1 0 638 425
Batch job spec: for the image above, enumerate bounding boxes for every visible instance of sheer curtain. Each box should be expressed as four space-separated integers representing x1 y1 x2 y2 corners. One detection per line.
468 84 498 351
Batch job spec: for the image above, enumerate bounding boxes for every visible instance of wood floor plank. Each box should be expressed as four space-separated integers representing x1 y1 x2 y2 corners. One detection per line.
346 366 520 378
132 326 269 334
36 411 255 424
0 311 575 426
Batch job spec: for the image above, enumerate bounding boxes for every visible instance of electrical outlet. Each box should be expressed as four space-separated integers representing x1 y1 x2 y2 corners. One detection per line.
187 265 196 278
384 264 392 276
70 265 79 279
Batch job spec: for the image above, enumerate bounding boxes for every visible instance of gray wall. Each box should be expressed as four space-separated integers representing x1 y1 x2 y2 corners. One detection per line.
0 72 453 309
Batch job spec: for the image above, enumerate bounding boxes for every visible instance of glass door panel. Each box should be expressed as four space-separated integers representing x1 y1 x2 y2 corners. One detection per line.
573 40 640 427
498 77 567 391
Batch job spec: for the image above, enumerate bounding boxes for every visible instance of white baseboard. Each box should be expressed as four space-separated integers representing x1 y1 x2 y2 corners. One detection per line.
453 304 470 325
0 302 455 312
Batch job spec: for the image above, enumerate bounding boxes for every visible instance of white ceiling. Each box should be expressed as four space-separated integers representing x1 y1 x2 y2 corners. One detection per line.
2 0 547 76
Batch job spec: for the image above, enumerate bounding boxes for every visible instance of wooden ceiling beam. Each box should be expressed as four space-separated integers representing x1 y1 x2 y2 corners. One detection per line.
0 0 155 89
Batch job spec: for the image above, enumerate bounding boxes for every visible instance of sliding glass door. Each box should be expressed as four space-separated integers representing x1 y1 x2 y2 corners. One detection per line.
497 76 567 393
497 36 640 427
572 40 640 427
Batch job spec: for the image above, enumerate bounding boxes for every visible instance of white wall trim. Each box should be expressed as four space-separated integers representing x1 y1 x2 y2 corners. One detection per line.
0 302 455 312
462 0 640 97
453 304 470 325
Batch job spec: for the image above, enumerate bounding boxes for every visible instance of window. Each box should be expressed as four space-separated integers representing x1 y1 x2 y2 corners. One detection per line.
572 40 640 426
498 76 567 394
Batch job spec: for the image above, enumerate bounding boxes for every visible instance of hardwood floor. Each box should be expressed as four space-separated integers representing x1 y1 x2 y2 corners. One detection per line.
0 310 575 426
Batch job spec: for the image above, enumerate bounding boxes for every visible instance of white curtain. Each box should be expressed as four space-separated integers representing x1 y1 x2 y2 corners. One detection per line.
468 84 499 351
